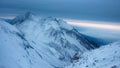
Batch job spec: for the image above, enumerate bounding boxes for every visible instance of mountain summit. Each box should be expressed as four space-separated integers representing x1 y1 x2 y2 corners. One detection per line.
0 12 99 68
10 12 35 25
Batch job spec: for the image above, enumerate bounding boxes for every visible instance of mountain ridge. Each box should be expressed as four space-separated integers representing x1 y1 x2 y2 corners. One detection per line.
0 12 99 68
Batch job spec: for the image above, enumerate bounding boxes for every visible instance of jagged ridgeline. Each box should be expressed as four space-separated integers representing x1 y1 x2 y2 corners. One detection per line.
0 12 99 68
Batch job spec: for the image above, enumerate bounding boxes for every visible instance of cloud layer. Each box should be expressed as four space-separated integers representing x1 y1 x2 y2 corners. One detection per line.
0 0 120 21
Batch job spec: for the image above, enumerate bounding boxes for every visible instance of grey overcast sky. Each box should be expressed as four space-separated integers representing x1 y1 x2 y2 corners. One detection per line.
0 0 120 22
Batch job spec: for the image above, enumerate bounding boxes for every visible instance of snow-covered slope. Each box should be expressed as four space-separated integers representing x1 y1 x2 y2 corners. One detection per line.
0 19 53 68
65 41 120 68
12 12 99 64
0 12 99 68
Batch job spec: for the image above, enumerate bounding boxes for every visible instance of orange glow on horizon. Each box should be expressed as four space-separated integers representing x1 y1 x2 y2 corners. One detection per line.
66 20 120 30
0 16 15 19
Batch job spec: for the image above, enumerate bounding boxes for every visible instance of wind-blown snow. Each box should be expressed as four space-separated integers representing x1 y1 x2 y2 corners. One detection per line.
65 41 120 68
0 12 99 68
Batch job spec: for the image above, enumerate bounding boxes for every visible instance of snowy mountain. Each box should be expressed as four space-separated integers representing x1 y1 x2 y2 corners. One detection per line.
0 19 53 68
65 41 120 68
0 12 99 68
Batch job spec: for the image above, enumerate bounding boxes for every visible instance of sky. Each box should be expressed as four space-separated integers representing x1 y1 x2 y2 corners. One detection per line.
0 0 120 42
0 0 120 22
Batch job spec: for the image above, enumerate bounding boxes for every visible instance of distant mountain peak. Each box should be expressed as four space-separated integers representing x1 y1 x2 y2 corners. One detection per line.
10 12 35 25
